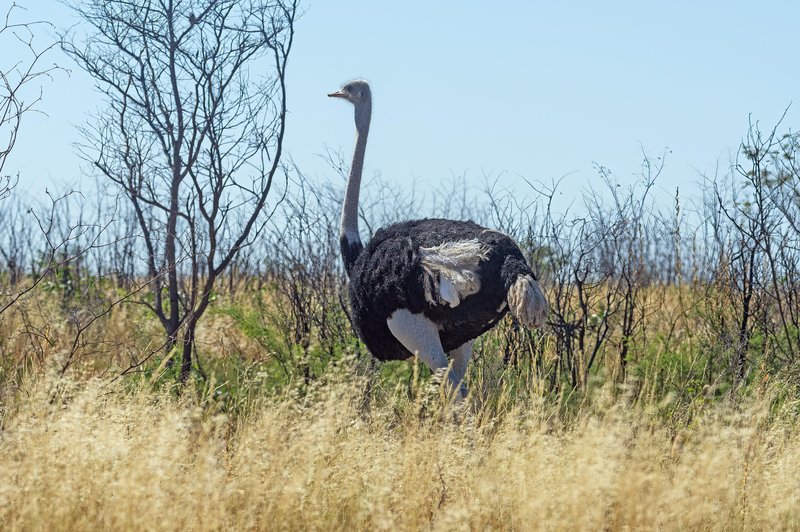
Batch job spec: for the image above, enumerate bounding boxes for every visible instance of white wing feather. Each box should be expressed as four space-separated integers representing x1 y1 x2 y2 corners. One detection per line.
419 240 490 307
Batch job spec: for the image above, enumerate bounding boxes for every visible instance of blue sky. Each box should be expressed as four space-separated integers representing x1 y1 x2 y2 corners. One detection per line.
7 1 799 212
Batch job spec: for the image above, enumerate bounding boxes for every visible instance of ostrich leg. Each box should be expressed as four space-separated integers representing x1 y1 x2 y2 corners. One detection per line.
387 309 462 400
447 340 473 398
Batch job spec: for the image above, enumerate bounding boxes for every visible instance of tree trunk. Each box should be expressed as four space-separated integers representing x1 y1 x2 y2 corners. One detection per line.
180 324 195 383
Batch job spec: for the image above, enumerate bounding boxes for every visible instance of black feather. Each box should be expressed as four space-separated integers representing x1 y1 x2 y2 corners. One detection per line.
346 218 535 361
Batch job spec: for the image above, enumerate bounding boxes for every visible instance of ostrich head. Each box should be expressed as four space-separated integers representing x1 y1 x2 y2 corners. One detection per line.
329 80 371 130
328 80 370 104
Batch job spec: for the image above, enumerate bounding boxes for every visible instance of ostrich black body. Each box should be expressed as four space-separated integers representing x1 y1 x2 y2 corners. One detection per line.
344 218 535 361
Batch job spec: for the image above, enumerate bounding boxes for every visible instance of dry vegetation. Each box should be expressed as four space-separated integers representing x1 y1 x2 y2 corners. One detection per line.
1 357 799 530
3 127 800 528
2 277 800 530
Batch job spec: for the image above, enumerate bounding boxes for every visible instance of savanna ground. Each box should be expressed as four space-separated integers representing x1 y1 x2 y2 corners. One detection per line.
1 277 800 531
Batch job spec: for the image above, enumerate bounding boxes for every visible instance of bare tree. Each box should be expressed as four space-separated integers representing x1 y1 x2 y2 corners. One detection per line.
0 189 111 315
710 114 800 383
63 0 298 381
0 197 33 285
0 2 61 199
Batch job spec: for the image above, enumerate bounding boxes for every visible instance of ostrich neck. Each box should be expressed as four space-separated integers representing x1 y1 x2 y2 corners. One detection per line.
341 104 370 246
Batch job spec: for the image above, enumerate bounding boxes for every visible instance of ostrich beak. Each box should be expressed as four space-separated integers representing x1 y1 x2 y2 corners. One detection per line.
328 90 346 98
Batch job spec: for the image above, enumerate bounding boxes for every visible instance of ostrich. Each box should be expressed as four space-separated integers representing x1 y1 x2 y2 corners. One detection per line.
329 80 548 399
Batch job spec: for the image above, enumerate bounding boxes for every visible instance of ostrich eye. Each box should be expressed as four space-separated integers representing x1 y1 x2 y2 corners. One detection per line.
357 90 363 99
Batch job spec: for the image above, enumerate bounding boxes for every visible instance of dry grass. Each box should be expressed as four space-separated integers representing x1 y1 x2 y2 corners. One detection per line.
1 285 799 530
1 366 799 531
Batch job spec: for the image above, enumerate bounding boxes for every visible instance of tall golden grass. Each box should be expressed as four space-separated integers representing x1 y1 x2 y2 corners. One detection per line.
1 284 799 530
1 363 799 531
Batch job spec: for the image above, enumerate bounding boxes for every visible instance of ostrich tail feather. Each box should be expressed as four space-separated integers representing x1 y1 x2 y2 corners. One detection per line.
507 274 548 328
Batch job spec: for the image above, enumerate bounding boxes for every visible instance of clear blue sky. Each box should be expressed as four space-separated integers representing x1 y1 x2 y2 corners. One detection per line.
7 1 799 212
